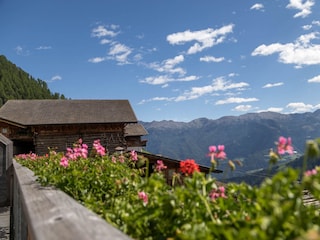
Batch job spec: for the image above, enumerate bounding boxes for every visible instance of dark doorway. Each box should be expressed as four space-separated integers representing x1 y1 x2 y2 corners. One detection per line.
13 139 35 155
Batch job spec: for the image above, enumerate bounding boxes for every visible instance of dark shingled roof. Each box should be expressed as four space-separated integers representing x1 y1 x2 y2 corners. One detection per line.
124 123 148 136
0 99 138 125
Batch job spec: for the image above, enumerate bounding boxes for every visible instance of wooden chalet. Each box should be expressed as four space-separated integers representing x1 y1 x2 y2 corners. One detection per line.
124 123 148 151
0 99 147 155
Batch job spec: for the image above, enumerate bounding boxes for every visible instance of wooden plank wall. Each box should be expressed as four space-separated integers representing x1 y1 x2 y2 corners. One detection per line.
35 132 127 155
12 160 131 240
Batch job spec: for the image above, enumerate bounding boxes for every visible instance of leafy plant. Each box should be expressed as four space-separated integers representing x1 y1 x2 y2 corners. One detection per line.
16 137 320 239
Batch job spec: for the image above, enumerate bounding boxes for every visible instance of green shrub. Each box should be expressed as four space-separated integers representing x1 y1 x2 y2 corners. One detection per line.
16 137 320 239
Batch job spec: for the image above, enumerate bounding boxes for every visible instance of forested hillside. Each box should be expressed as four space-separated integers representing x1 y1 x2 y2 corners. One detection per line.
0 55 65 105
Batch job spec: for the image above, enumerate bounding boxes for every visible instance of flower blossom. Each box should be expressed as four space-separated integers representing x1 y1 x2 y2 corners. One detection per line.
155 160 167 172
208 145 227 161
305 168 317 177
15 152 39 161
60 139 89 167
66 142 88 160
277 136 294 155
209 186 227 200
138 191 148 204
118 155 125 163
179 159 200 175
93 139 106 156
60 156 69 168
130 150 138 161
111 156 117 163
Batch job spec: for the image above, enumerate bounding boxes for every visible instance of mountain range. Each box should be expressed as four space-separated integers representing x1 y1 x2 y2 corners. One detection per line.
141 110 320 180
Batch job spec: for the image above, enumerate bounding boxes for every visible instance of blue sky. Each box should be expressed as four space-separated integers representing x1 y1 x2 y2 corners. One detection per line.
1 0 320 122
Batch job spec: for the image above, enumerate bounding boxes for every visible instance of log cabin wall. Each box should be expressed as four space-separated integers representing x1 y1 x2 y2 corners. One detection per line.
125 136 147 151
0 122 31 140
33 123 127 155
0 122 34 154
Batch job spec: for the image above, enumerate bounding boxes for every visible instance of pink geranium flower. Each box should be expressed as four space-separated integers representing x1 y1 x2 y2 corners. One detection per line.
155 160 167 172
61 139 89 166
130 150 138 161
60 156 69 168
93 139 106 157
277 136 294 155
216 145 227 159
209 186 227 200
208 145 227 163
305 168 317 177
118 155 125 163
138 191 148 205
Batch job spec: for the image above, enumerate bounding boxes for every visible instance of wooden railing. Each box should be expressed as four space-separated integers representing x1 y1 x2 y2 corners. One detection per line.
11 160 131 240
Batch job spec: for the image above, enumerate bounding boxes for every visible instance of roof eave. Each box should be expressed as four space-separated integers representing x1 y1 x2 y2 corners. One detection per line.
0 118 27 129
25 120 138 126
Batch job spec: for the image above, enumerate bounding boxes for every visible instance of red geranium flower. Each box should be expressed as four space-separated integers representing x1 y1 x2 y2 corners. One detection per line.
179 159 200 175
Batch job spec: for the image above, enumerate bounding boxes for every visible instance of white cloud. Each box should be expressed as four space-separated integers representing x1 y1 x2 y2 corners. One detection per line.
46 75 62 83
262 82 284 88
108 43 132 64
142 55 187 84
232 105 253 112
133 53 143 61
148 55 185 75
175 77 249 101
89 24 138 65
252 43 287 55
250 3 264 11
100 39 111 45
308 75 320 83
298 32 318 45
91 25 118 38
15 46 29 56
313 21 320 26
228 73 238 77
140 75 199 85
252 32 320 66
302 25 312 30
200 56 225 62
215 97 259 105
36 46 52 50
138 97 174 104
166 24 234 54
141 75 171 85
88 57 106 63
51 75 62 81
140 76 250 103
164 55 184 67
15 46 23 55
109 43 130 55
302 21 320 30
266 107 283 112
286 102 320 112
286 0 315 18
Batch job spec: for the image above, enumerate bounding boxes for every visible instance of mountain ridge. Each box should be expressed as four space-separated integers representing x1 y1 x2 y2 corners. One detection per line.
141 110 320 178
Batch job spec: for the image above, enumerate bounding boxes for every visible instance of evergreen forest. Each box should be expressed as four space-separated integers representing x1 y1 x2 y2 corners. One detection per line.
0 55 65 106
